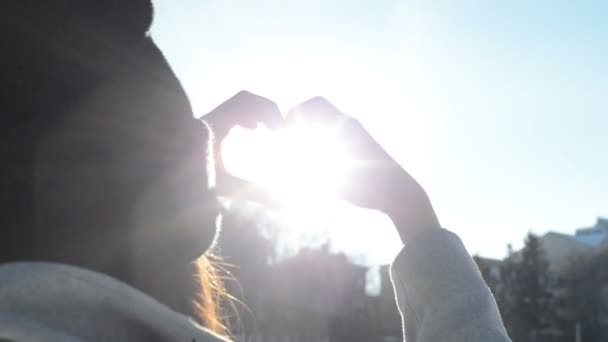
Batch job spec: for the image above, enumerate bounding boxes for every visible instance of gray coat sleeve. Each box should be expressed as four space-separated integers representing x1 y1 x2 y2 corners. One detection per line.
390 229 511 341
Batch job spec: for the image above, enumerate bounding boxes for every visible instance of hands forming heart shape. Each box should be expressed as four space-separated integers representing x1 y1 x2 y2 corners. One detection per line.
202 91 440 242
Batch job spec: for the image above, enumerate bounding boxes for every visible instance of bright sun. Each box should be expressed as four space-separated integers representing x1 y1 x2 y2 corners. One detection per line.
221 122 403 265
221 123 352 209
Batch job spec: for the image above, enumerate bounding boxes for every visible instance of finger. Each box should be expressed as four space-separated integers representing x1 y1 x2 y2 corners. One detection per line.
287 97 359 138
234 90 284 130
204 91 283 133
286 96 348 125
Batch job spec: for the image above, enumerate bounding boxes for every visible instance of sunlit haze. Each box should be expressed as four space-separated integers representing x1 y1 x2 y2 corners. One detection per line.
152 0 607 263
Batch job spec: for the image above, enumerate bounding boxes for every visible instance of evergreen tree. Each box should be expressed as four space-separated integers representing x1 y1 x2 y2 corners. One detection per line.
499 233 556 341
556 249 608 342
473 255 501 295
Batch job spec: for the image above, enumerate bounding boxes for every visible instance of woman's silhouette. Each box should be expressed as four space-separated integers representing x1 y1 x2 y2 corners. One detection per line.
0 1 511 341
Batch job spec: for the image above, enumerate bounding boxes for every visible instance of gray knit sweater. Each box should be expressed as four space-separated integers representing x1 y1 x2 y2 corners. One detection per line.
0 229 511 341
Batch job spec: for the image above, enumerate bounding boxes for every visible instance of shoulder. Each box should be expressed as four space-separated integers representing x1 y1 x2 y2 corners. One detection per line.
0 262 229 342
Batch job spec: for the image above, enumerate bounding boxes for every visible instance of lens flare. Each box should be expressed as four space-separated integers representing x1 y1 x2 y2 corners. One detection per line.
221 123 352 208
221 122 403 266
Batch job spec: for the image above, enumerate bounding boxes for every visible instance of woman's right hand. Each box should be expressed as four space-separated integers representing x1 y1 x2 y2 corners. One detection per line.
287 97 441 242
202 91 284 206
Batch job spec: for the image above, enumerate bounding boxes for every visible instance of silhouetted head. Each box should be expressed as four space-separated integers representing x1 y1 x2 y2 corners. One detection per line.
1 1 222 320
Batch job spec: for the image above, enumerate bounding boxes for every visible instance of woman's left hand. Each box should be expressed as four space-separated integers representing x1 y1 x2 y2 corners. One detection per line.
202 91 283 204
286 97 440 242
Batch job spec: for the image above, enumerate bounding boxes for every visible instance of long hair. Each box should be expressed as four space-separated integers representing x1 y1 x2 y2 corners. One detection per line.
195 252 243 337
196 255 229 335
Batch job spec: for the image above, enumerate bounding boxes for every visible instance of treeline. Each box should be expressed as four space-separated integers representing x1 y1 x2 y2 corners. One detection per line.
217 203 608 341
475 233 608 342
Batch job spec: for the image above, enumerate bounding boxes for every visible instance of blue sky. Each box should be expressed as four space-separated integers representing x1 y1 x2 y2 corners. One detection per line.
151 0 607 262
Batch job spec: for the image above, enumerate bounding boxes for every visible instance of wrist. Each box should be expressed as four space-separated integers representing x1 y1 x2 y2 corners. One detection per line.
383 183 441 244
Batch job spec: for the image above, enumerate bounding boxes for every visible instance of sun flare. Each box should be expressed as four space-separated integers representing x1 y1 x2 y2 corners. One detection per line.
221 123 352 208
222 123 403 264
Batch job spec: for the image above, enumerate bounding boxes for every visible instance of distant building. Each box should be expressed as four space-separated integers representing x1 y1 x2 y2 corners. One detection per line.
573 217 608 247
253 246 369 342
473 218 608 290
538 217 608 272
272 246 368 316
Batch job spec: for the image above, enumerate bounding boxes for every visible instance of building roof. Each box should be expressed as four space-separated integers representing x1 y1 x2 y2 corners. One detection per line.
573 217 608 247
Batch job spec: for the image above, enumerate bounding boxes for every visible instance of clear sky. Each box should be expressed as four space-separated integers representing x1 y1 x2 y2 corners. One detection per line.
151 0 607 262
